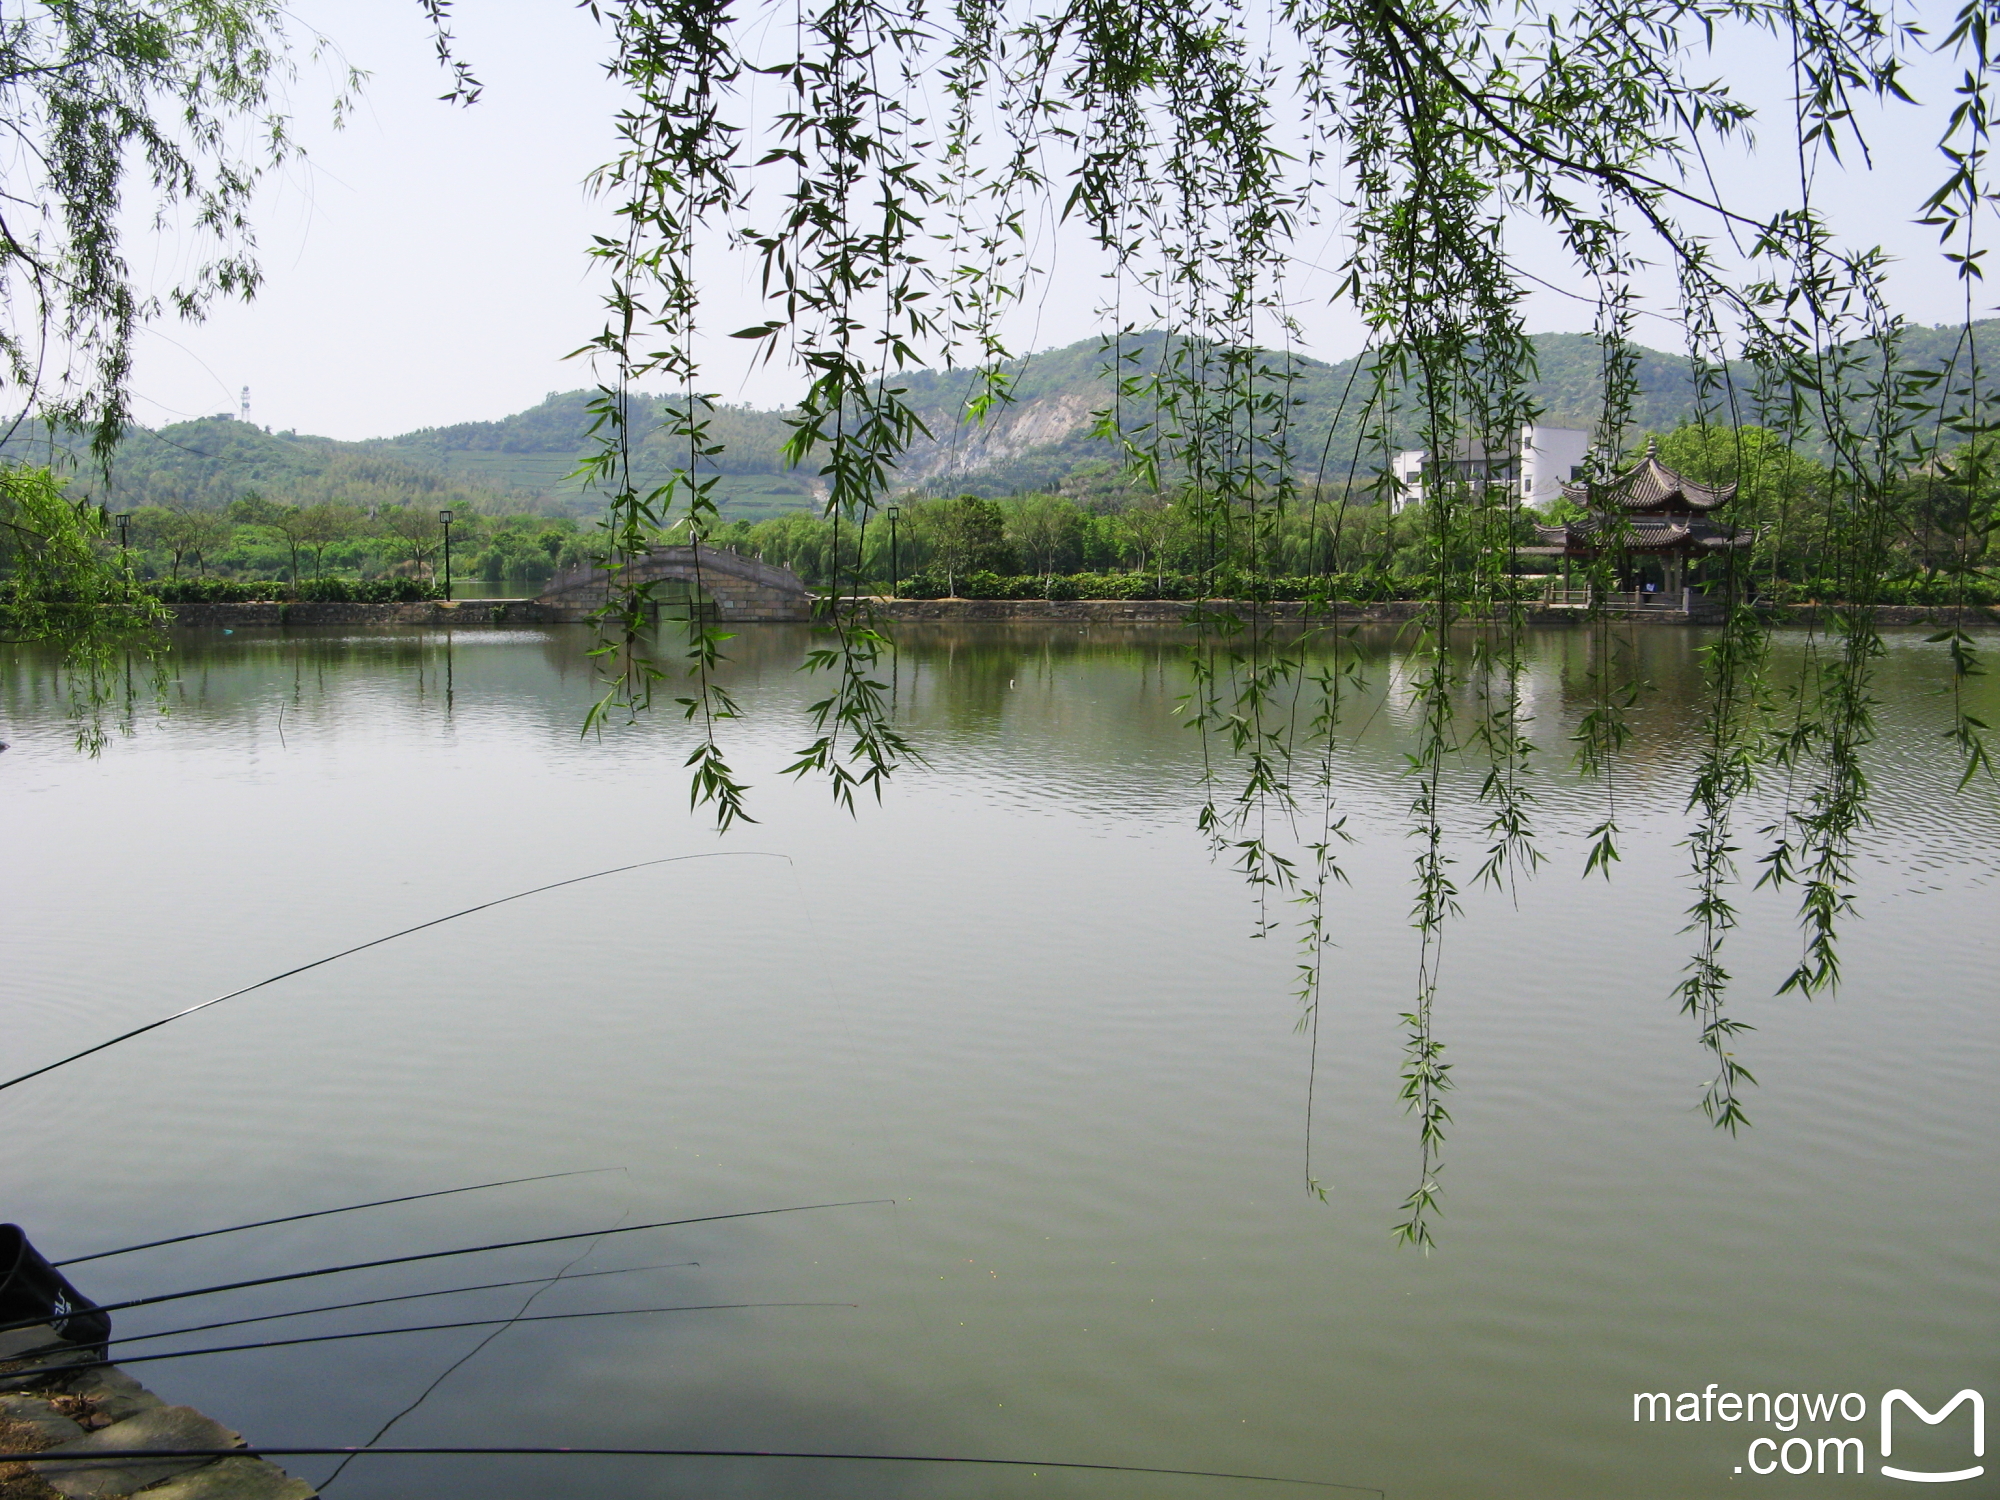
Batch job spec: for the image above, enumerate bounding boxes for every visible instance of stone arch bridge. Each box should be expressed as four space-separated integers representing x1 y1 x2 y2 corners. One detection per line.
536 545 814 623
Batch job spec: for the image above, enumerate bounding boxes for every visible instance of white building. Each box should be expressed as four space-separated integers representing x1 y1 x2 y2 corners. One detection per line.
1388 448 1427 507
1387 424 1592 513
1518 425 1593 508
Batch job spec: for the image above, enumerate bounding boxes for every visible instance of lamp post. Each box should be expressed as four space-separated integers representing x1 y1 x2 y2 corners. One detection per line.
113 513 131 552
438 509 453 601
886 504 900 598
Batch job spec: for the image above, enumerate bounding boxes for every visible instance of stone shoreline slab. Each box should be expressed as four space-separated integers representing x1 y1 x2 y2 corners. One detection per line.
0 1330 313 1500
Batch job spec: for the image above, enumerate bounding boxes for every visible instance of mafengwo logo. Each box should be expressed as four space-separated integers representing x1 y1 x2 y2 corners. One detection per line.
1632 1386 1985 1480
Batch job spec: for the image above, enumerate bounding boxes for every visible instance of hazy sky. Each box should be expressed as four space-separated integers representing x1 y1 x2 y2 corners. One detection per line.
123 0 1990 442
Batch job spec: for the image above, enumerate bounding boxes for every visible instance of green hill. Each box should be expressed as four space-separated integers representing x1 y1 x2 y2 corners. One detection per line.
363 389 818 520
0 416 538 518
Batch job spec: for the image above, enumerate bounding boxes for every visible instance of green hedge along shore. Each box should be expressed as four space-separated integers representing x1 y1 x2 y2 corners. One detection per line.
146 577 446 603
0 576 447 605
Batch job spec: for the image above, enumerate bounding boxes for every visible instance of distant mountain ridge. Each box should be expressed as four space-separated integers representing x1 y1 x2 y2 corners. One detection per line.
12 321 1994 516
345 317 2000 501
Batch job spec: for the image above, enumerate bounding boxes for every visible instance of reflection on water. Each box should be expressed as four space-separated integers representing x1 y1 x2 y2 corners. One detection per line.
0 622 1995 1499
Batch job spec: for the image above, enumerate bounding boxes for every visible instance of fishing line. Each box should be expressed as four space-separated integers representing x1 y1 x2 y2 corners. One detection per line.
1 1302 857 1379
0 852 793 1096
57 1169 629 1266
319 1215 625 1488
0 1446 1381 1493
0 1200 890 1339
777 859 949 1373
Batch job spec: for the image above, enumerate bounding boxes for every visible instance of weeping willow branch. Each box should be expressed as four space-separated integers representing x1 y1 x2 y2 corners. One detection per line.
543 0 1999 1243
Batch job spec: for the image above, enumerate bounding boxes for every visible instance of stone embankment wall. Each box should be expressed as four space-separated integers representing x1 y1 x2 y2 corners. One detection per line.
157 598 2000 629
1767 603 2000 627
871 599 2000 626
163 599 551 628
871 598 1598 624
161 597 1630 628
0 1325 313 1499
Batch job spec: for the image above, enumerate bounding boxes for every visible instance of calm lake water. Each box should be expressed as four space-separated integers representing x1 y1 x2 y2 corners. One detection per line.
2 622 1995 1499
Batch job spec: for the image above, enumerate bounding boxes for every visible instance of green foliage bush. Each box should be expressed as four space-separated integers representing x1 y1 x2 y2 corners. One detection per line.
895 571 949 598
147 578 283 602
295 577 445 602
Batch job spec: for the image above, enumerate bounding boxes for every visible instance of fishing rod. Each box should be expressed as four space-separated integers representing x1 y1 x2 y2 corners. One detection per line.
55 1169 629 1266
0 1302 857 1380
0 1200 889 1339
42 1261 703 1349
2 1447 1383 1494
0 852 791 1096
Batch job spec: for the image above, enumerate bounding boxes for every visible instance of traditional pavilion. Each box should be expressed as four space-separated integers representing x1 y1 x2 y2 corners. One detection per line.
1530 438 1750 598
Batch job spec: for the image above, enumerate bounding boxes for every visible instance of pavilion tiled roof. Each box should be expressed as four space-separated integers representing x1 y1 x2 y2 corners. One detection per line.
1558 438 1736 513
